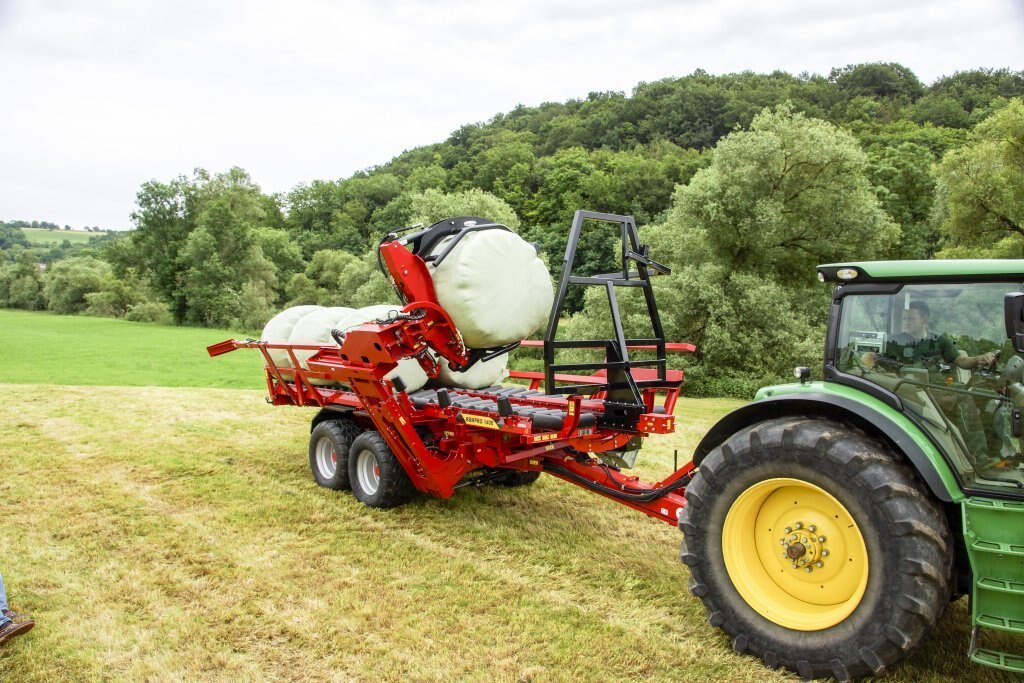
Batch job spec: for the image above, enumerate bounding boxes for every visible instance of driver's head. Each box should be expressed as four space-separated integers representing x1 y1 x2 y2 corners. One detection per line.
902 301 930 338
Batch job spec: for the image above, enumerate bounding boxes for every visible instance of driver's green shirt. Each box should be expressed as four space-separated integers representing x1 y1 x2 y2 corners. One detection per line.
885 333 959 367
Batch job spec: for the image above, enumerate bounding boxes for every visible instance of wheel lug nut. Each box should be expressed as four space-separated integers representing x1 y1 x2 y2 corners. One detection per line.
784 527 792 534
815 561 823 568
801 536 808 543
806 566 813 573
792 563 798 569
822 550 830 557
818 536 826 542
795 522 803 529
808 525 816 532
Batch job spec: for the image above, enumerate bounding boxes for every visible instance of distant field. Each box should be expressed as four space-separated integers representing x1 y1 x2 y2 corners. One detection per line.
0 310 263 388
20 227 113 245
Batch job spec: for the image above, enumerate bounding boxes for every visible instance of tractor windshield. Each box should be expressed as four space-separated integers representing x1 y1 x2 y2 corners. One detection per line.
835 282 1024 495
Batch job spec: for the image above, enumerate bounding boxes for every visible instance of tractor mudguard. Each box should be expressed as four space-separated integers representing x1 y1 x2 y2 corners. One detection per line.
692 387 964 503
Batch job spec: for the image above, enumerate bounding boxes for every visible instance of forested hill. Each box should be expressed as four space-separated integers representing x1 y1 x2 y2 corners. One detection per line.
3 62 1024 395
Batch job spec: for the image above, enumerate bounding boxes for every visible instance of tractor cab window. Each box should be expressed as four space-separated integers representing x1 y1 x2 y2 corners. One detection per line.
836 282 1024 494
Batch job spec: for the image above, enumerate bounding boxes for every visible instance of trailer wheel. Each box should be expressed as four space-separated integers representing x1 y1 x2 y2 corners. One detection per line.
348 431 415 508
679 416 951 682
309 419 362 490
494 470 542 487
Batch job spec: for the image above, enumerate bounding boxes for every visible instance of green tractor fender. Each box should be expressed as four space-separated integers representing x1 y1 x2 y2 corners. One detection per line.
692 385 964 504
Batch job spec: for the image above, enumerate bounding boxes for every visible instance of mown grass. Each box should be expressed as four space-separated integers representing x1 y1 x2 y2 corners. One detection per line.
20 228 111 245
0 310 263 389
0 382 1017 682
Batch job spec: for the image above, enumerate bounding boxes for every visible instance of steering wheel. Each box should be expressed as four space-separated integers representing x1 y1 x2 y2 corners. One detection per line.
977 349 1003 373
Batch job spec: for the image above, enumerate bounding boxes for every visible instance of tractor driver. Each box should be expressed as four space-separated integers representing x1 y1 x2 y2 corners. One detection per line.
862 301 997 371
861 300 998 466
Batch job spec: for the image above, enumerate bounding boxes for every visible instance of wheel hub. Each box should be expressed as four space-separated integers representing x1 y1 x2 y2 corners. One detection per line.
722 477 869 631
779 521 829 571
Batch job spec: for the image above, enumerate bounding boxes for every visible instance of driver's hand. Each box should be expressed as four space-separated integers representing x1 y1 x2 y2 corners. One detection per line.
861 352 878 369
976 352 997 367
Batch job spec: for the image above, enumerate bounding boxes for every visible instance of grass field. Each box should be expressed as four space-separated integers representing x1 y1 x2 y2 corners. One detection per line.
0 312 1019 680
20 228 113 245
0 310 263 389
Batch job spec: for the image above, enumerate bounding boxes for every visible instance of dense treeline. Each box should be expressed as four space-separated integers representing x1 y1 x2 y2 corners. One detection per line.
2 63 1023 396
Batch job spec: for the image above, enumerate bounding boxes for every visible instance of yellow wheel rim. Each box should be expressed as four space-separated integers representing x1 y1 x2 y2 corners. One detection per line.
722 477 869 631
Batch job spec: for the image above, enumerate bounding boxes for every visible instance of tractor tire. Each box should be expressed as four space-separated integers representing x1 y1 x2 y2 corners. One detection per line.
679 416 951 682
494 470 542 487
309 419 362 490
348 431 415 508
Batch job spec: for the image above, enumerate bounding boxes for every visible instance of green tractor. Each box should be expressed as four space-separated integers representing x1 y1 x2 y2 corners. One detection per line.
681 260 1024 680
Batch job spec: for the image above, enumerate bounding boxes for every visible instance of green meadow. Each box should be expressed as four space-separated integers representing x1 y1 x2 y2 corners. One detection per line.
19 228 112 245
0 310 262 389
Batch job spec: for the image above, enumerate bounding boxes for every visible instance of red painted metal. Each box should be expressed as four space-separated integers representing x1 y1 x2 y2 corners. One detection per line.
207 243 696 525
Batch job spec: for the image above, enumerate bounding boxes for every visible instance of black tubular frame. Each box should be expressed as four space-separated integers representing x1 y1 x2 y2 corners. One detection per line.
544 210 676 429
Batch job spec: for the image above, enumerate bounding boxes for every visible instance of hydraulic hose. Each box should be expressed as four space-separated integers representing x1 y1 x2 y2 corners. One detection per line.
543 462 692 503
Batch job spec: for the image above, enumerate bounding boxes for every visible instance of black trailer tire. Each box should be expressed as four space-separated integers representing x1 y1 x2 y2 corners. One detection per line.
494 470 542 487
348 431 415 508
679 416 951 682
309 419 362 490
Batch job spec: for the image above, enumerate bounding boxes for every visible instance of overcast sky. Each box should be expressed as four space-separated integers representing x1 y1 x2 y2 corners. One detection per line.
1 0 1022 230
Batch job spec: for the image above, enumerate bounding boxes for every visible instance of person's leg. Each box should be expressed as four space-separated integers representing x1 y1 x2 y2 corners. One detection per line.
0 572 10 627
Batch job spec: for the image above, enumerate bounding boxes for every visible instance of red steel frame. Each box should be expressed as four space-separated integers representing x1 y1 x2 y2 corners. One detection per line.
208 241 697 526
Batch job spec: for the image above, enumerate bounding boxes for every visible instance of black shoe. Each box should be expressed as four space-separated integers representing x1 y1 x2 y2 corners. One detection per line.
0 617 34 645
2 609 29 624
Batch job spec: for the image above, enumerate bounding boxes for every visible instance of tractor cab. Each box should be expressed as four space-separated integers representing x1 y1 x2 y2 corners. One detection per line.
822 262 1024 498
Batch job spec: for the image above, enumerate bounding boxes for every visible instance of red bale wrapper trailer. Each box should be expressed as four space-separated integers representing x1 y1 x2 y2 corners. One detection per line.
208 210 696 517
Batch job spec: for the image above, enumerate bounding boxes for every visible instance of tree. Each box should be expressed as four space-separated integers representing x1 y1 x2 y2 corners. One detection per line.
43 256 112 314
177 180 278 328
568 105 900 396
865 141 939 258
829 62 924 102
934 99 1024 257
406 188 521 230
0 251 45 310
127 167 293 326
669 104 899 275
0 224 29 250
129 173 199 319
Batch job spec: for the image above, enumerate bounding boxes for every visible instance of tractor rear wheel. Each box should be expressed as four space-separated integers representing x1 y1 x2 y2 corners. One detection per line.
348 431 415 508
679 416 951 682
309 419 362 490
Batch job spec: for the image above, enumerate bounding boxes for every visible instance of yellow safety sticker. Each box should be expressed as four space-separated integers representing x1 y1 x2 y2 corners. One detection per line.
462 414 500 430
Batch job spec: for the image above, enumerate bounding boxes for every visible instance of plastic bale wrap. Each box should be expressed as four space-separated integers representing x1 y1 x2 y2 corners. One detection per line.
429 230 553 348
287 307 356 384
261 305 323 368
336 305 428 392
437 352 509 390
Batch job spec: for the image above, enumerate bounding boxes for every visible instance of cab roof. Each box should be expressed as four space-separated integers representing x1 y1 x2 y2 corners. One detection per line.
817 260 1024 284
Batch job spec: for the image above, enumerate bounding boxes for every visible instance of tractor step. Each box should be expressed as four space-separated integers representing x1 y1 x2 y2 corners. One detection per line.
969 643 1024 673
970 625 1024 673
963 498 1024 671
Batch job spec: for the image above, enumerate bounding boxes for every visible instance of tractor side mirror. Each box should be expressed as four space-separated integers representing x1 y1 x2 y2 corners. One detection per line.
1004 293 1024 352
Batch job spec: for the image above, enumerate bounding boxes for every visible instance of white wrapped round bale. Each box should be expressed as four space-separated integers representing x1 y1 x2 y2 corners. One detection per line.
437 352 509 390
261 305 323 368
287 306 355 373
429 230 553 348
336 305 429 392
